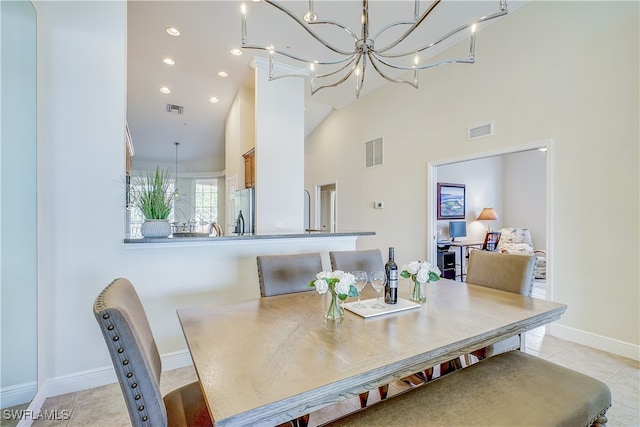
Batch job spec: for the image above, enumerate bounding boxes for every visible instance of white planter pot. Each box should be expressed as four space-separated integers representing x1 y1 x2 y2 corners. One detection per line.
140 219 171 238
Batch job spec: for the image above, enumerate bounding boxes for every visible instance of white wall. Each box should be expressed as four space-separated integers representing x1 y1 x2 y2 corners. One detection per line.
503 150 547 249
22 0 640 403
31 1 360 401
305 2 639 353
254 60 305 234
436 156 504 243
435 149 547 249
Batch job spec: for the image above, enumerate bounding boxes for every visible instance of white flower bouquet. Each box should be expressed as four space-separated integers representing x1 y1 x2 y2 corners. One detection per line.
310 270 358 320
400 261 441 302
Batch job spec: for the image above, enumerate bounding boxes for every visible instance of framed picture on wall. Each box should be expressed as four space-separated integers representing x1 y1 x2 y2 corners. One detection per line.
437 183 465 219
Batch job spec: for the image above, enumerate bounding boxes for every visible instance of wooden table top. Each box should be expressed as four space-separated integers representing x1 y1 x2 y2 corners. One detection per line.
177 279 567 427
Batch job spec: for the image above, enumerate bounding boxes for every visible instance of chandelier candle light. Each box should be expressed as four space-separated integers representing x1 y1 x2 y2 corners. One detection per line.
241 0 508 98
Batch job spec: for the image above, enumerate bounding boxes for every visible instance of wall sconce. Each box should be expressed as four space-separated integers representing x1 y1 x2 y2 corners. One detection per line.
477 208 499 232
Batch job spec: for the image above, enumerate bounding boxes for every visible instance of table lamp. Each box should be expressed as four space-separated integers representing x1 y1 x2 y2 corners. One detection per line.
477 208 499 232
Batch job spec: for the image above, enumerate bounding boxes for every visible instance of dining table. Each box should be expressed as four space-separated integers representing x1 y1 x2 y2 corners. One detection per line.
177 279 567 427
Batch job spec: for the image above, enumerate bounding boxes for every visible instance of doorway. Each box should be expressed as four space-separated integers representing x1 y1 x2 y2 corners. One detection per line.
316 183 337 233
428 140 553 300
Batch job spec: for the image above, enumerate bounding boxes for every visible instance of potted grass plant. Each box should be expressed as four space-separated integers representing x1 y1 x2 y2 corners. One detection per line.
129 166 178 238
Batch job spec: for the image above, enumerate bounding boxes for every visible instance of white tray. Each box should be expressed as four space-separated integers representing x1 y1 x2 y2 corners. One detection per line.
343 297 420 318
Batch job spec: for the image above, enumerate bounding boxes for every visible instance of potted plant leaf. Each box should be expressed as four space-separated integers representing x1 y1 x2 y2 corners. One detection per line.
129 166 178 238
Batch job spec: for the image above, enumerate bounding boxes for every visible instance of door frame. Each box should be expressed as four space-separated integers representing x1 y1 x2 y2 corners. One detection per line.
427 139 555 302
315 181 338 232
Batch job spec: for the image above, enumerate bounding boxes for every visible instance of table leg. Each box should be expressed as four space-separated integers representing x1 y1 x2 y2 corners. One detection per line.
458 246 465 281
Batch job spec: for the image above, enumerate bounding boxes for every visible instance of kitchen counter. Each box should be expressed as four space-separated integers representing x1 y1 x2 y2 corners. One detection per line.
124 230 375 245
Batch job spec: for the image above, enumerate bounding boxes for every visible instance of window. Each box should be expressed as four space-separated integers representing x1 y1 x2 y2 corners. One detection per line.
193 179 218 223
126 177 218 238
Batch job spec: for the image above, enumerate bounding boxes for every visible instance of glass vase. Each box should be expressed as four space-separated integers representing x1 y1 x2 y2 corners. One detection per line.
325 291 344 321
411 281 427 303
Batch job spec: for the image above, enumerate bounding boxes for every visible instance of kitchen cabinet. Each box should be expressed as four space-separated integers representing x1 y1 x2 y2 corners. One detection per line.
243 148 255 188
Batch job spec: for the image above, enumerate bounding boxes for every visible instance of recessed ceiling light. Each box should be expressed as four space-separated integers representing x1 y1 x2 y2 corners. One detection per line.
160 87 171 94
209 97 219 104
163 58 175 65
230 48 243 56
218 71 229 78
166 27 181 37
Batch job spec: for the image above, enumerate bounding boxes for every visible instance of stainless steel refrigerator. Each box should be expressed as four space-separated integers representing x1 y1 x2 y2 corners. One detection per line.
234 188 255 235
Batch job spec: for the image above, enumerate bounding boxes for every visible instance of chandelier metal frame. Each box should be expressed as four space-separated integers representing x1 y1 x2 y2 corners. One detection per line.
241 0 508 98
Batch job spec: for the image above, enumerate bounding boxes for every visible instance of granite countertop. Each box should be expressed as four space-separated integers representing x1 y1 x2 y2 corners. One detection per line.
124 230 375 244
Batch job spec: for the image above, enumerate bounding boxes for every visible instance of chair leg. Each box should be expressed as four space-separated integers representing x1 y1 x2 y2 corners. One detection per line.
471 347 487 361
291 414 310 427
358 391 369 408
424 366 434 381
359 384 388 408
378 384 388 400
440 357 463 376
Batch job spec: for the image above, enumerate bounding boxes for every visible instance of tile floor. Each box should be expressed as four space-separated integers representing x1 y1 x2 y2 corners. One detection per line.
2 281 638 426
3 328 637 427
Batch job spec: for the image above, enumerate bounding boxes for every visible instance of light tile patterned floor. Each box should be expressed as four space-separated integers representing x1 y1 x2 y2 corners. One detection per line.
3 282 638 426
4 331 637 427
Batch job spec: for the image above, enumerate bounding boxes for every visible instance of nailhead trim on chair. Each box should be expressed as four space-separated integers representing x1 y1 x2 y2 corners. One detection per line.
95 279 151 425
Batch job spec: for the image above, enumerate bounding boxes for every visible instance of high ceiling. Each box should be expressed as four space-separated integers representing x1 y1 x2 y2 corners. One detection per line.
126 1 527 171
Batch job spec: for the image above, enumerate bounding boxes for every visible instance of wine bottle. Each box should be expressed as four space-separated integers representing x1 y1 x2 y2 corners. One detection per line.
237 210 245 235
385 247 398 304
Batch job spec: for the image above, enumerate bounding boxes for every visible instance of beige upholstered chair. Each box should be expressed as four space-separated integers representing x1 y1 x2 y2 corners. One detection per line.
329 249 394 406
496 227 546 279
465 250 536 359
93 278 212 427
256 252 322 427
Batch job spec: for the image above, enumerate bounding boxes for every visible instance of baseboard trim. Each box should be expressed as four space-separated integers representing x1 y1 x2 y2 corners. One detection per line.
0 381 37 409
550 323 640 361
13 350 192 427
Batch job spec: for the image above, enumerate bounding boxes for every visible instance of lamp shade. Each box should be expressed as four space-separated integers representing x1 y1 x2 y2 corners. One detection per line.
477 208 499 221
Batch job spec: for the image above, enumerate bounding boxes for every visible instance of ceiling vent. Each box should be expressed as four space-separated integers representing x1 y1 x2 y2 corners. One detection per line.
365 137 383 168
468 122 494 140
166 104 184 115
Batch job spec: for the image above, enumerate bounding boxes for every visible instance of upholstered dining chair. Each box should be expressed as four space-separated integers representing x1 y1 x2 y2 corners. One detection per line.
329 249 384 274
256 252 322 297
93 278 212 427
465 250 536 360
256 252 322 427
329 249 396 407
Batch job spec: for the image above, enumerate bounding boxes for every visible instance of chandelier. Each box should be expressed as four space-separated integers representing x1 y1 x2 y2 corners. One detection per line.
241 0 508 98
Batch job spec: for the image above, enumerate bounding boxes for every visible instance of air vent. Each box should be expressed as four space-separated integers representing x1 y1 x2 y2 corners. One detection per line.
365 137 383 168
166 104 184 114
468 122 494 140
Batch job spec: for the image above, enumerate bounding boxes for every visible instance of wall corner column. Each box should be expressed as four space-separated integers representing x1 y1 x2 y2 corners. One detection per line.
251 57 305 234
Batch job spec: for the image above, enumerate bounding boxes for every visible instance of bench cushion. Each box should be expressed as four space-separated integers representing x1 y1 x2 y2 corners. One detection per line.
324 351 611 427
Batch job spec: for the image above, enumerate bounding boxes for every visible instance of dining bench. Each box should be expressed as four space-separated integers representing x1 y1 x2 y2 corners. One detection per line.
323 350 611 427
